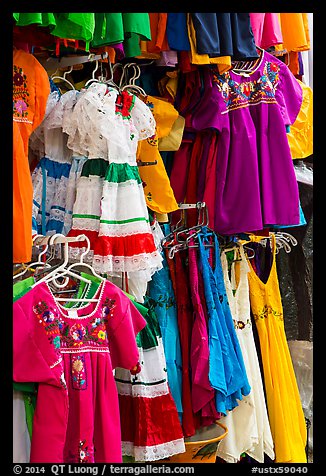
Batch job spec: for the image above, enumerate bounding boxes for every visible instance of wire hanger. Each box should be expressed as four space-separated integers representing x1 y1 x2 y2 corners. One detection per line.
51 66 76 91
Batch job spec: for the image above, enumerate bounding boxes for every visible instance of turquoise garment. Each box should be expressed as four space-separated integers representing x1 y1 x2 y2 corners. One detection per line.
270 201 307 229
197 227 251 415
147 224 183 420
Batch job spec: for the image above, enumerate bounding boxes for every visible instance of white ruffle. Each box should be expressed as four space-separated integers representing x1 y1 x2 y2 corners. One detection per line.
116 380 170 398
122 438 186 462
98 220 153 237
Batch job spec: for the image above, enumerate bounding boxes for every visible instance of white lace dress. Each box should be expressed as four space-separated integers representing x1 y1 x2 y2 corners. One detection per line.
65 84 163 301
216 245 275 463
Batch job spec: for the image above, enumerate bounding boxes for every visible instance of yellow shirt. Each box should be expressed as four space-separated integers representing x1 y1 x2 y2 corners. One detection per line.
247 235 307 463
137 96 179 214
288 80 313 160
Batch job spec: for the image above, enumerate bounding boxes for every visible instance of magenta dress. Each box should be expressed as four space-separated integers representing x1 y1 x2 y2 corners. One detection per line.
191 50 303 235
13 280 146 463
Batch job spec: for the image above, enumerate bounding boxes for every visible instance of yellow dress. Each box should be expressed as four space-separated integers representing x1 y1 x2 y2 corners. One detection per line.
136 95 179 214
247 235 307 463
287 80 313 160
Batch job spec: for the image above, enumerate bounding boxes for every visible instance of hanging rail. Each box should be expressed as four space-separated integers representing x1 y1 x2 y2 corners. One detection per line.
40 52 109 71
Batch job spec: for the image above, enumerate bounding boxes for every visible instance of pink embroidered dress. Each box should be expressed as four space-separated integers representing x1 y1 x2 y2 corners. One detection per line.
13 280 146 463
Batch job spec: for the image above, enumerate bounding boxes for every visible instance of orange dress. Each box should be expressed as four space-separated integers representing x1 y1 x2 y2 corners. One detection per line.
247 235 307 462
13 48 50 263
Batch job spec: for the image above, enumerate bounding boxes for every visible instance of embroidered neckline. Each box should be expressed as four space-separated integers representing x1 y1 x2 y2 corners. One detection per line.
44 280 108 319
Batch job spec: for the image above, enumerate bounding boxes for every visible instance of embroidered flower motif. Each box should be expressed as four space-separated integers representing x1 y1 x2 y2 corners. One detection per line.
102 297 116 318
91 317 101 328
237 321 245 330
79 440 91 463
13 72 24 86
53 336 61 349
70 323 86 344
14 99 27 115
97 330 106 340
71 355 87 390
146 134 158 146
73 359 84 373
42 309 56 323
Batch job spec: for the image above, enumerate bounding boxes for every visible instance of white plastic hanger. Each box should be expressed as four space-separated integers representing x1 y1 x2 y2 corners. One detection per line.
121 64 147 96
84 60 100 87
13 235 52 280
32 234 92 288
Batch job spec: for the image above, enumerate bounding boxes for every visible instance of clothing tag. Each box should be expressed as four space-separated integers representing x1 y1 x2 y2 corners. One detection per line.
67 309 79 318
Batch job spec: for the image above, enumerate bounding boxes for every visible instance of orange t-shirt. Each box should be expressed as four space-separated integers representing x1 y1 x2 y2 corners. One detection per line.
13 48 50 263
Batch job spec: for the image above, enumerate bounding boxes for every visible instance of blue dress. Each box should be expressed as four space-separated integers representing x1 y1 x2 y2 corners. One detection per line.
197 227 251 415
147 225 183 421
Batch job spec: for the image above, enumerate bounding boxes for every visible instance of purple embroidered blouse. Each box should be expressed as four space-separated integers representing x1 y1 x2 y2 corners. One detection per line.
191 50 303 235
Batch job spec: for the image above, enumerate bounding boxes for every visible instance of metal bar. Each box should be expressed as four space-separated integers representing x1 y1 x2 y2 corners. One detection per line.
33 235 88 247
178 202 206 210
40 52 109 71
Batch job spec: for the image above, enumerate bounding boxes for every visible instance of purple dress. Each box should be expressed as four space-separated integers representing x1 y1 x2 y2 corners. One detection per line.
191 50 303 235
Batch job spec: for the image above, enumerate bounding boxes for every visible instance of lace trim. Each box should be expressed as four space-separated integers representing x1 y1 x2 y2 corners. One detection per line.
71 218 100 232
92 252 163 274
99 221 153 237
122 438 186 462
116 380 170 398
68 248 163 274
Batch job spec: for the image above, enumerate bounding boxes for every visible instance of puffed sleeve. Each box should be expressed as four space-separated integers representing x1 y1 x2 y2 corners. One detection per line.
13 290 64 388
105 286 147 370
131 95 157 140
275 60 303 128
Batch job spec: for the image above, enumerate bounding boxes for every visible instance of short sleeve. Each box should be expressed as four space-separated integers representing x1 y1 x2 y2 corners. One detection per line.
191 69 225 132
106 288 147 370
131 95 157 140
275 61 303 127
13 290 64 387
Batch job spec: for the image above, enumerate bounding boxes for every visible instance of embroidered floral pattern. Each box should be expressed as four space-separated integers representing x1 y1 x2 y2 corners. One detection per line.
233 318 252 330
147 134 158 146
79 440 92 463
102 297 116 319
33 301 63 357
71 354 87 390
69 323 87 346
34 297 117 352
115 90 135 119
213 61 280 112
13 64 30 121
252 304 283 322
